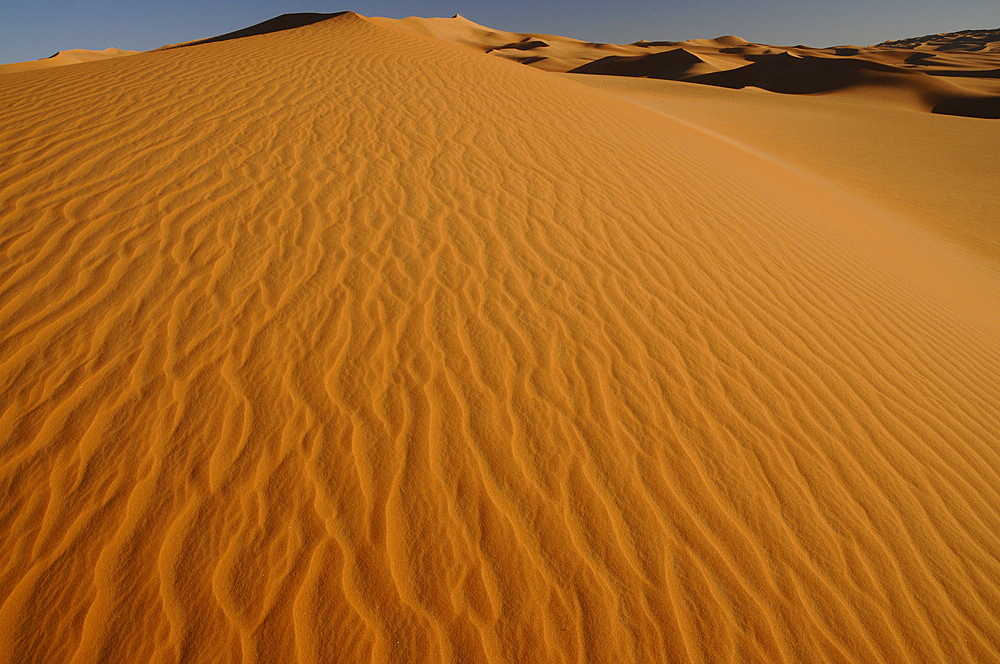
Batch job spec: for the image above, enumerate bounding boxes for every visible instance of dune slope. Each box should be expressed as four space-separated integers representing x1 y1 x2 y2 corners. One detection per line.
565 73 1000 262
1 12 1000 664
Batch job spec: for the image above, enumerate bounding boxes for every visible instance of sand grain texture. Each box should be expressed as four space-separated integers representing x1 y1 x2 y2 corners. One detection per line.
1 13 1000 664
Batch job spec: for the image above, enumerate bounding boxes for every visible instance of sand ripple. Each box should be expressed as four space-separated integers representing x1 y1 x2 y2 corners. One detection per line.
1 13 999 663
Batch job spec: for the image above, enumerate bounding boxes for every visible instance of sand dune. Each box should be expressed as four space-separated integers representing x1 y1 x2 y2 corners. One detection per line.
572 48 721 79
572 48 999 117
568 73 1000 262
161 12 349 49
686 52 998 111
1 11 1000 664
379 16 1000 118
0 48 138 74
879 28 1000 52
370 14 641 72
684 35 751 48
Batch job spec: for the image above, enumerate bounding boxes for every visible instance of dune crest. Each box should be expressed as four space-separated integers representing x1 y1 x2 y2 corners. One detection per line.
161 12 353 49
1 11 999 664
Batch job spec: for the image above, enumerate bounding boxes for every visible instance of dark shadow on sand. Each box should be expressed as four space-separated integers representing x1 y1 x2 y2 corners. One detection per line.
171 13 349 49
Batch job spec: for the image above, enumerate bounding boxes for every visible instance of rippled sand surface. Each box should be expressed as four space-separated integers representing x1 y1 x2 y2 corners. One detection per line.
1 12 999 663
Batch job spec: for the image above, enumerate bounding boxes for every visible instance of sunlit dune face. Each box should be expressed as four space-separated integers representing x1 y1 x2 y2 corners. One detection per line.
0 13 998 664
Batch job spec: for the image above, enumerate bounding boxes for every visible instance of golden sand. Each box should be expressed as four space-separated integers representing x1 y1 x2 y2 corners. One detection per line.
0 48 138 74
1 12 999 663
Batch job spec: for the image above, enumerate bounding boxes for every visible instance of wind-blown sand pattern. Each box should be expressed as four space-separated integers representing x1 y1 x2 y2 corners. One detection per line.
1 12 1000 664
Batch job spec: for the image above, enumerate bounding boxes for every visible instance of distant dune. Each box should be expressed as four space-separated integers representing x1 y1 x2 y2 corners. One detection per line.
0 47 138 74
572 48 720 79
381 16 1000 118
1 12 999 664
878 27 1000 52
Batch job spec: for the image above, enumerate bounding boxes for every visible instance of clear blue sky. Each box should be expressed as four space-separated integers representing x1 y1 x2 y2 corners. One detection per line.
2 0 997 65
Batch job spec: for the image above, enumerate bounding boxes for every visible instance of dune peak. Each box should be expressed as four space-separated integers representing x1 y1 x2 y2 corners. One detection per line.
164 11 356 49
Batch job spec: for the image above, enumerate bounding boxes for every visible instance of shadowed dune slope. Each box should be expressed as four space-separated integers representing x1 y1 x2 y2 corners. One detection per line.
2 12 1000 664
571 48 719 79
685 53 999 117
570 48 999 116
932 94 1000 118
164 12 350 49
690 52 919 92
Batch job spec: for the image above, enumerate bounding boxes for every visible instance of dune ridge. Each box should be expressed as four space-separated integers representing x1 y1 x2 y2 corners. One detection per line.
1 11 1000 664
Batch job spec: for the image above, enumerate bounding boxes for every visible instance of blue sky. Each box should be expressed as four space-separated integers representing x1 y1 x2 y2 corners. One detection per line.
2 0 997 64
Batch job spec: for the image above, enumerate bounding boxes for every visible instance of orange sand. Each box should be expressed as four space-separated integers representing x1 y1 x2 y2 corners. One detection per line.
1 12 999 664
0 48 138 74
380 18 1000 117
